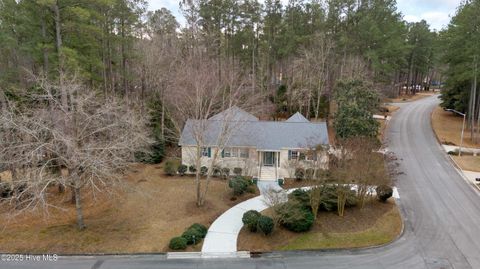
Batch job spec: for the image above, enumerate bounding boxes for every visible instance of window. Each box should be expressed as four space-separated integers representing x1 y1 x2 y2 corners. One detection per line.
201 147 209 157
289 150 299 160
223 148 232 157
231 148 239 157
240 148 249 158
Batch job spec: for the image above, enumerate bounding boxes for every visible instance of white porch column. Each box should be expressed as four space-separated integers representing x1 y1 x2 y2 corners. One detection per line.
275 152 278 180
258 151 261 179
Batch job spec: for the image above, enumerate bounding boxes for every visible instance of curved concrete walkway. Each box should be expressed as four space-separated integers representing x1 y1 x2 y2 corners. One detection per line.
201 180 399 256
201 180 282 255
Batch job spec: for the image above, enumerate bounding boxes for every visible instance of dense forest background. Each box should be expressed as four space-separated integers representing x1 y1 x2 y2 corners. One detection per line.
0 0 479 146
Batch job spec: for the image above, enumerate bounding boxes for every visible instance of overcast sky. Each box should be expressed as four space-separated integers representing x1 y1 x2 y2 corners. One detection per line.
147 0 462 31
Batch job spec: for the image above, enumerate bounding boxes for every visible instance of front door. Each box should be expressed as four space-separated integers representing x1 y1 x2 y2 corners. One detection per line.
263 152 275 166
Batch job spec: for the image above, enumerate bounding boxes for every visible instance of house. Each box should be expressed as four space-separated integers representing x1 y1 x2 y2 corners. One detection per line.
179 107 330 181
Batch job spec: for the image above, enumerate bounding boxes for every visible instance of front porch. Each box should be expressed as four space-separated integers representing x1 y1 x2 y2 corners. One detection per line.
257 150 281 181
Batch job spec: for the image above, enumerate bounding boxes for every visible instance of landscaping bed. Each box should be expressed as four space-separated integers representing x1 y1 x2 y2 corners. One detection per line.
237 199 401 251
0 164 258 253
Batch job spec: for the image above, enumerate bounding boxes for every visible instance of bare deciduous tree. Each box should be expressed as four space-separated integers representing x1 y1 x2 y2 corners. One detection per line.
166 55 263 207
0 75 151 229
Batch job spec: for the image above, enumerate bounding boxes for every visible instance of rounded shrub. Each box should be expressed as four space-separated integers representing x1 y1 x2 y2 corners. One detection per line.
188 165 196 173
178 164 188 176
229 177 248 196
213 166 221 177
233 167 242 176
257 215 274 235
200 166 208 176
295 168 305 181
169 236 187 250
164 159 180 176
188 223 208 238
242 210 261 232
376 185 393 202
282 207 314 232
221 167 230 179
182 227 204 245
288 189 310 209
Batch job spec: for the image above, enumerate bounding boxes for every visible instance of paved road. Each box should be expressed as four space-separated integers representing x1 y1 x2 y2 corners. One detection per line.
3 95 480 269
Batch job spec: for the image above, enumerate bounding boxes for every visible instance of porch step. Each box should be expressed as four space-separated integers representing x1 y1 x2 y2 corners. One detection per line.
260 167 277 180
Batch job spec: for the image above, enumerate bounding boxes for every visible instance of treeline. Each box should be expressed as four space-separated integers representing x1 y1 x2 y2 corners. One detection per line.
0 0 440 131
440 0 480 143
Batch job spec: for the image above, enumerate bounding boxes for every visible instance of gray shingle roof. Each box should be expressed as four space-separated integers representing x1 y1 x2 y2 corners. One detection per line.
286 112 310 123
208 106 259 122
179 117 329 150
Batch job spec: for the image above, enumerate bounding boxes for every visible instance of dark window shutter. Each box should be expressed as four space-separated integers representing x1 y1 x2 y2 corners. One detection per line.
288 150 292 160
221 149 224 158
208 147 211 158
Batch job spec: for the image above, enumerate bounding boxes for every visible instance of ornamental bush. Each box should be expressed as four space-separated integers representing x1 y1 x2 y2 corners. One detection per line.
229 176 248 196
318 185 357 212
288 189 311 209
188 223 207 238
182 227 204 245
221 167 230 179
200 166 208 176
294 168 305 181
233 167 242 176
169 236 187 250
213 166 222 177
188 165 196 173
277 202 314 232
242 210 261 232
178 164 188 176
164 159 180 176
257 215 274 235
376 185 393 202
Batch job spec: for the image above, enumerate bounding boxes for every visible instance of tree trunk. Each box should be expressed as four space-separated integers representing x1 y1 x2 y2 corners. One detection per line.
41 13 49 77
74 184 86 230
53 1 68 107
0 88 6 112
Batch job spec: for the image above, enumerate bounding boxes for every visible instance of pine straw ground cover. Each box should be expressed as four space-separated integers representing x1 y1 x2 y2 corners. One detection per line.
0 164 257 253
237 199 401 251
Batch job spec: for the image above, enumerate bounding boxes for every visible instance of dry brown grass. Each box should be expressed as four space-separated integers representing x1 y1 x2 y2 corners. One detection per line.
432 106 480 148
237 199 401 251
0 164 257 253
386 91 435 103
452 156 480 172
